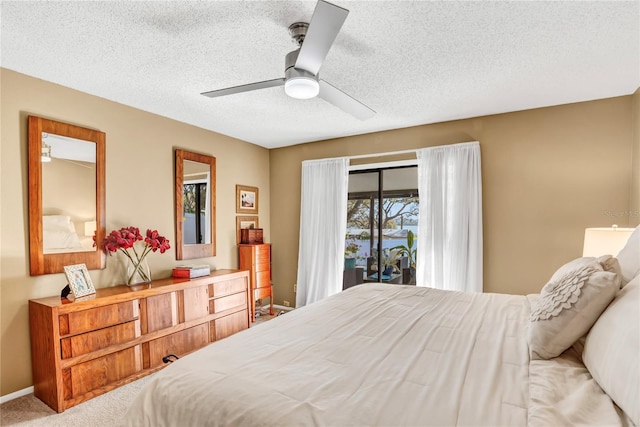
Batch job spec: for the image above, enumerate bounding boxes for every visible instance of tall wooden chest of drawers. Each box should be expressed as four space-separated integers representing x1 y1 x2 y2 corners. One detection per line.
29 269 250 412
238 243 273 321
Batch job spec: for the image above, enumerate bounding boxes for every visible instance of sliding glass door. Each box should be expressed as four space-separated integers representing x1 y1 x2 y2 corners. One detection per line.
345 166 418 285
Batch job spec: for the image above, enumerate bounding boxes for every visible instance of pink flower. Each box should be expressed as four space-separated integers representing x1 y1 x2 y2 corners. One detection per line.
144 229 171 254
101 226 170 284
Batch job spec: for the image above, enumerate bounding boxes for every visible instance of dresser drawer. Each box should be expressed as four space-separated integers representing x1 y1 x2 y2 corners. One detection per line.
63 346 142 399
182 286 209 322
210 292 247 314
255 259 270 272
61 320 141 359
146 323 209 368
254 287 272 300
145 293 179 333
210 310 248 342
210 278 246 298
255 271 271 289
254 244 270 257
59 300 139 336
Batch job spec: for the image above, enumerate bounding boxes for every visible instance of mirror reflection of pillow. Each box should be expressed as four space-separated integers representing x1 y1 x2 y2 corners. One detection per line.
43 229 82 250
43 215 76 233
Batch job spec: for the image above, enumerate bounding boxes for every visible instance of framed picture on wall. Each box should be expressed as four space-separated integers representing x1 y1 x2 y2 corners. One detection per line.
236 185 258 214
236 216 259 244
63 263 96 298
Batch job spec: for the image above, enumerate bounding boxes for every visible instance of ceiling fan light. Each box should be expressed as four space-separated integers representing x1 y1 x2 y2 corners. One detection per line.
285 77 319 99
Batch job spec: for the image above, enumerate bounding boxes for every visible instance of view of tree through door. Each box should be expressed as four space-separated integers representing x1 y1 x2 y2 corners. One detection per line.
183 181 208 244
345 166 418 285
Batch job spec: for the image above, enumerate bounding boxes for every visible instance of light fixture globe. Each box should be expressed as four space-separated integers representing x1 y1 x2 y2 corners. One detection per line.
285 76 319 99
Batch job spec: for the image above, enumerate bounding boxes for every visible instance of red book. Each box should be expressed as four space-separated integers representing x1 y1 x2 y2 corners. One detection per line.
172 265 210 278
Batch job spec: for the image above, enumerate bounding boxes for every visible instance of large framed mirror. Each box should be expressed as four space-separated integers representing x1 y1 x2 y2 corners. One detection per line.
28 115 106 275
174 149 216 260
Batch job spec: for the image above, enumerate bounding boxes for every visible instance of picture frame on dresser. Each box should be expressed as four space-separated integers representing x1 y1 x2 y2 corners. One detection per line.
236 185 258 214
63 263 95 298
236 216 259 244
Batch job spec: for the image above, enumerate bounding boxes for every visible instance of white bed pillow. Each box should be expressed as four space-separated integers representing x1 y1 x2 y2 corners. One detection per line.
616 225 640 286
528 256 620 360
583 275 639 426
42 215 81 250
42 215 76 233
43 229 82 250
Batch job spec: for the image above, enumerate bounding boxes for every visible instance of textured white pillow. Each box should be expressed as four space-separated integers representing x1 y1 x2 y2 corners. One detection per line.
616 226 640 286
42 215 76 233
528 257 620 360
583 275 639 426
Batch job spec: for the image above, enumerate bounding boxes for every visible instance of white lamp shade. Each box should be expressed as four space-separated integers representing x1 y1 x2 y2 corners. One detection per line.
582 226 634 257
84 220 97 237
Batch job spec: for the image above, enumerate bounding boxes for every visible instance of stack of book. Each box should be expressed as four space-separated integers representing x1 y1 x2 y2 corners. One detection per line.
172 265 211 279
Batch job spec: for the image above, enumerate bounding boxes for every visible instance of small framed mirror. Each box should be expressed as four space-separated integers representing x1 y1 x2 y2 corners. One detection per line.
174 149 216 260
28 115 106 275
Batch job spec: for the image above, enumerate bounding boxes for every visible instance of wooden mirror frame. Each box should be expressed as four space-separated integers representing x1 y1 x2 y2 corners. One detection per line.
174 149 216 260
28 115 106 275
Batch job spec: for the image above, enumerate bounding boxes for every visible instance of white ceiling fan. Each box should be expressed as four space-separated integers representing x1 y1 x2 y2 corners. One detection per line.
201 0 375 121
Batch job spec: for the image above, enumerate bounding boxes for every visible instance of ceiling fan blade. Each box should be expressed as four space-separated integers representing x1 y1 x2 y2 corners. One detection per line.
201 78 285 98
295 0 348 75
319 80 375 120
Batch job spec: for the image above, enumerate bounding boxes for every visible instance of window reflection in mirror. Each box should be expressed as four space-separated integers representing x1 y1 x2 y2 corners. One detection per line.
41 133 97 254
182 160 211 245
174 149 216 260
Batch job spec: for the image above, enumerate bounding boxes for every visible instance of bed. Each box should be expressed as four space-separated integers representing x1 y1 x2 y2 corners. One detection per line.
123 228 639 426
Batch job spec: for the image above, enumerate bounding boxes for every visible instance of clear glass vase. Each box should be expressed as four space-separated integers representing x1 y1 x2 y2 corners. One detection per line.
125 258 151 285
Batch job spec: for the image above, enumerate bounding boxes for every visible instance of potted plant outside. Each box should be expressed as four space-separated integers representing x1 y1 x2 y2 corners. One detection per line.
344 239 360 269
391 230 417 283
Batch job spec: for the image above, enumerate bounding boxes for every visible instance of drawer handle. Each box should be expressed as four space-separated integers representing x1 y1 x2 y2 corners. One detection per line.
162 354 180 364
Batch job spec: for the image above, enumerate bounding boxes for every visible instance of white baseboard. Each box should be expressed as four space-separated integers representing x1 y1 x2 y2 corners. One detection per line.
1 386 33 404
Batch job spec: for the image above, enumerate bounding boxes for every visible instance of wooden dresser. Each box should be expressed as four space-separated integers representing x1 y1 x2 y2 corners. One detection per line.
29 269 250 413
238 243 273 321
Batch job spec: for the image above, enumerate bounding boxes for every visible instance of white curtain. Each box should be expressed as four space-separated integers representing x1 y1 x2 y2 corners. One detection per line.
296 158 349 307
416 141 483 292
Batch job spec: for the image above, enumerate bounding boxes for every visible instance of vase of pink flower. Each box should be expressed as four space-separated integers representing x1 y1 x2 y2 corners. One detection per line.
102 227 170 285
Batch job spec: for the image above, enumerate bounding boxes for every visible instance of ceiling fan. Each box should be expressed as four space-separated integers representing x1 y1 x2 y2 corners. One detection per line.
201 0 375 121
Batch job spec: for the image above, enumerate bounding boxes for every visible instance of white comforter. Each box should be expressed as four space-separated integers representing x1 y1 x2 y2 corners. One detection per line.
123 284 625 426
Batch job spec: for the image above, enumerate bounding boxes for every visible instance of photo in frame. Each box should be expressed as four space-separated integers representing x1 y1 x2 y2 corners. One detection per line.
236 185 258 214
236 216 259 244
63 263 96 298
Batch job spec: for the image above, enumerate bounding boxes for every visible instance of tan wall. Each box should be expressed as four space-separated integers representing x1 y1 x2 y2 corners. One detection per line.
270 96 634 307
42 159 96 227
0 69 270 395
630 88 640 227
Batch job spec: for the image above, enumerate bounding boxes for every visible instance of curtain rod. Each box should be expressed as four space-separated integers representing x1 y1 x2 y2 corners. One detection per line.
301 142 479 164
347 148 418 160
302 149 418 164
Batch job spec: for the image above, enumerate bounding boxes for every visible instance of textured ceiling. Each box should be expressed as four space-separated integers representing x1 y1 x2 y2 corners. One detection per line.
2 1 639 149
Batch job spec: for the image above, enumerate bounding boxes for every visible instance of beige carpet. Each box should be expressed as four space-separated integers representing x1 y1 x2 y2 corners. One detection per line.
0 374 153 426
0 307 284 426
